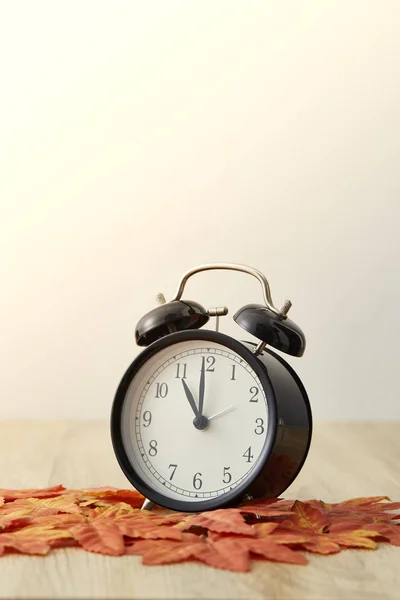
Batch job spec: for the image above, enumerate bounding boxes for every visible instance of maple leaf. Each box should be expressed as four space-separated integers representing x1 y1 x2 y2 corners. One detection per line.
0 498 4 508
245 538 308 565
77 489 144 509
301 537 341 555
282 500 328 533
0 485 66 502
364 522 400 546
178 508 255 536
328 530 380 550
114 515 184 541
0 526 72 555
71 521 125 556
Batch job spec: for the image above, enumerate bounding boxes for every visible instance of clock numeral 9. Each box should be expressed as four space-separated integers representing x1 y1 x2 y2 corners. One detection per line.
142 411 152 427
155 382 168 398
249 386 259 402
175 363 187 379
149 440 158 456
193 472 203 490
254 418 264 435
223 466 232 484
243 446 254 463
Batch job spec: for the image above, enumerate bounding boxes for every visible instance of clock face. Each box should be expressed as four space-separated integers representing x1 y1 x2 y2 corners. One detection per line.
113 333 274 510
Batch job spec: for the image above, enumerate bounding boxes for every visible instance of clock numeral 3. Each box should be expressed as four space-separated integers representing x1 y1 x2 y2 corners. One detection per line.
142 411 152 427
193 472 203 490
223 466 232 484
175 363 187 379
168 463 178 480
243 446 254 463
149 440 158 456
155 383 168 398
249 386 259 402
254 418 264 435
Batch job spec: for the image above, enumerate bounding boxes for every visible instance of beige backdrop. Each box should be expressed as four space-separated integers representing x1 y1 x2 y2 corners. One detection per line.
1 0 399 421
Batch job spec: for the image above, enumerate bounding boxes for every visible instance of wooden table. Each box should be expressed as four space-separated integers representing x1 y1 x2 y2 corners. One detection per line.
0 421 399 599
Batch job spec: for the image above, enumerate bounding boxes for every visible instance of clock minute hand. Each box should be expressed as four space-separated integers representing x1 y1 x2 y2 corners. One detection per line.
198 357 205 417
181 379 200 418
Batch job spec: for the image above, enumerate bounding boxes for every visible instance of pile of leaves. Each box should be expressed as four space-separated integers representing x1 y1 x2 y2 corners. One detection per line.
0 486 399 572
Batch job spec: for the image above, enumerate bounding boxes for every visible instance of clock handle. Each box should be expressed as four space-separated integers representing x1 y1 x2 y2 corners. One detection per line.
171 263 290 318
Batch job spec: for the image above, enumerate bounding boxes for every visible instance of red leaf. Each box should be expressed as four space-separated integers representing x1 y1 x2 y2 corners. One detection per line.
179 508 255 536
283 500 328 533
71 521 125 556
115 515 184 540
246 538 308 565
353 522 400 546
0 485 66 502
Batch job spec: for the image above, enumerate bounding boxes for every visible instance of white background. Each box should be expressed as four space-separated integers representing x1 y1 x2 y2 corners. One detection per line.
0 1 399 421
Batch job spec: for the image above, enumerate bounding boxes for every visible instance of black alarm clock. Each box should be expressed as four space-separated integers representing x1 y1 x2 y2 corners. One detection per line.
111 263 312 512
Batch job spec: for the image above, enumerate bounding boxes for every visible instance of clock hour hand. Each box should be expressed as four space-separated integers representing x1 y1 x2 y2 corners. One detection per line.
181 379 200 418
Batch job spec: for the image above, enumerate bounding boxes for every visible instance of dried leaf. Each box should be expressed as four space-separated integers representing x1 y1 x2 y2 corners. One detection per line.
179 508 255 536
115 515 184 540
0 485 66 502
283 500 328 533
71 521 125 556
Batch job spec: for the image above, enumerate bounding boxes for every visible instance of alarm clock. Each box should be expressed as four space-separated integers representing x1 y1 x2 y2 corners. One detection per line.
111 263 312 512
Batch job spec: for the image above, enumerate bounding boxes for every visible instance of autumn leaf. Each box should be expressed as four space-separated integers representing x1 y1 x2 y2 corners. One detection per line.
0 485 66 502
126 535 207 564
364 522 400 546
114 515 184 541
77 489 144 509
0 526 73 556
281 500 328 533
0 498 4 508
179 508 255 536
238 497 294 518
71 521 125 556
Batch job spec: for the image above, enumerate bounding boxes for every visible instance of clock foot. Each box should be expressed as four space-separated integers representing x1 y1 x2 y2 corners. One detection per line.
141 498 156 511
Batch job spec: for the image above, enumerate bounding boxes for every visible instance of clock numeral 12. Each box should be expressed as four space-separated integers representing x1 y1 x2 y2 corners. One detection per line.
243 446 254 463
155 383 168 398
168 463 177 480
175 363 187 379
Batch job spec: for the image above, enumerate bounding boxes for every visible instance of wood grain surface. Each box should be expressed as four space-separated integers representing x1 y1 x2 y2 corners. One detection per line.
0 421 399 599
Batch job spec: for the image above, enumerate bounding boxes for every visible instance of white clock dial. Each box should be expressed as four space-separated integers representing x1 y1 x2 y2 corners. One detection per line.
121 339 269 503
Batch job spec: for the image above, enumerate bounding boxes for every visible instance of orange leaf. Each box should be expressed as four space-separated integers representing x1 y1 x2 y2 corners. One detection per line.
179 508 255 536
0 526 72 555
77 489 144 509
203 538 252 572
115 515 184 540
365 522 400 546
71 521 125 556
301 536 341 555
245 538 308 565
0 497 4 508
0 485 66 502
284 500 328 533
328 529 380 550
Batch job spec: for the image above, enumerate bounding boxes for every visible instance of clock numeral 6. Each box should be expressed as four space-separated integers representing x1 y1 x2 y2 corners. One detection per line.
254 418 264 435
243 446 254 463
223 466 232 484
155 383 168 398
193 472 203 490
149 440 158 456
142 411 152 427
249 386 259 402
